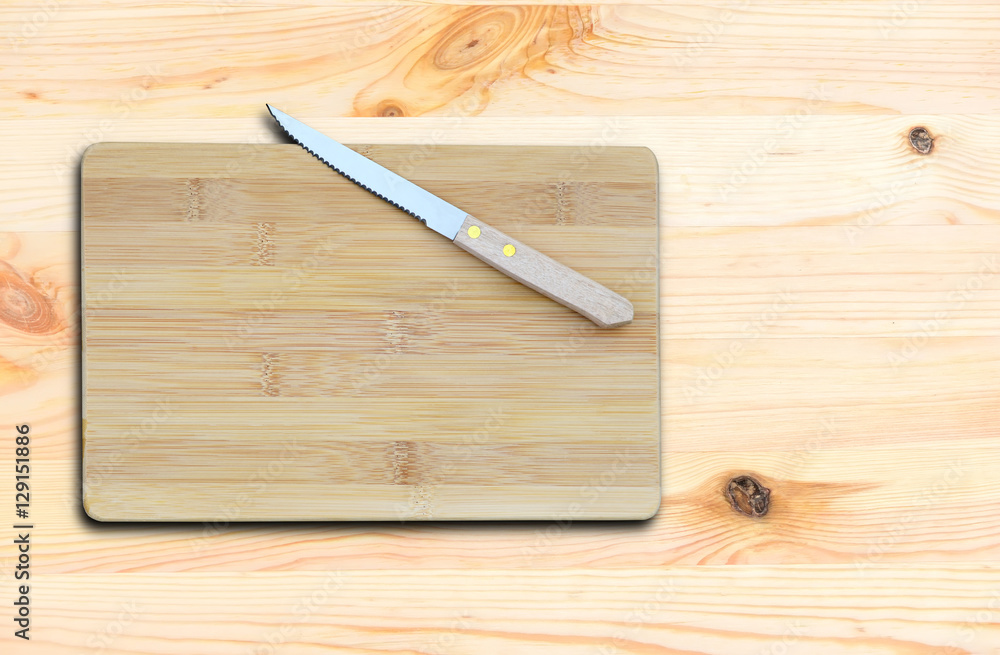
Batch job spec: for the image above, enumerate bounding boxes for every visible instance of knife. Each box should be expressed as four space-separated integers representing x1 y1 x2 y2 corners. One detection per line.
266 105 634 328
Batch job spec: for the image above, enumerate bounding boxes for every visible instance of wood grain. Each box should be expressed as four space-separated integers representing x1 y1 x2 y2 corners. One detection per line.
3 569 1000 655
4 1 1000 652
5 4 1000 117
80 142 660 521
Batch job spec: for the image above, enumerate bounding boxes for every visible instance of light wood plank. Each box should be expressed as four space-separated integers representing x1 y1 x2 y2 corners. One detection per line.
1 569 999 654
4 4 1000 118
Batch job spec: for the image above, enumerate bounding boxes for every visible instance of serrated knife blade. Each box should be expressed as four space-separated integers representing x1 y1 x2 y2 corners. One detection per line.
266 105 634 328
268 105 467 239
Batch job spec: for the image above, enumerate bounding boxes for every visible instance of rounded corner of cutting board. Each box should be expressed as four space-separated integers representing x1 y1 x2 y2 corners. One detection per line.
635 486 663 521
81 488 111 522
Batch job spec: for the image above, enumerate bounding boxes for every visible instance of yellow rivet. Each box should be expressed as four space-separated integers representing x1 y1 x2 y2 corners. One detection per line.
503 244 515 257
467 225 481 239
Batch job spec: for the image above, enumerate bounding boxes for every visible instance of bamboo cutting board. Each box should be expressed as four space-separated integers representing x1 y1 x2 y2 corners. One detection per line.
80 142 659 521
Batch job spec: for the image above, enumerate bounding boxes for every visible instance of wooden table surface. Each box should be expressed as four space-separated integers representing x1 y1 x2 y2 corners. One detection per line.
3 2 1000 653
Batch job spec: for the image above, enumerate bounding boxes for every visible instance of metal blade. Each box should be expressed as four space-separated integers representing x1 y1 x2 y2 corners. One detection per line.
267 105 468 240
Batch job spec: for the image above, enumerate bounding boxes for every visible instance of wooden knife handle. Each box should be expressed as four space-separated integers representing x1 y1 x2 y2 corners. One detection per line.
452 215 634 328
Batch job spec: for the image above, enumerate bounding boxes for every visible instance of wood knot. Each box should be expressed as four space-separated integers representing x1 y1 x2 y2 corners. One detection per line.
726 475 770 517
408 484 434 518
376 102 406 117
389 440 416 485
185 178 204 221
385 310 409 354
908 127 934 155
261 352 280 396
184 177 233 222
0 262 61 335
551 181 598 225
432 7 519 70
202 75 228 90
251 222 275 266
351 6 548 116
